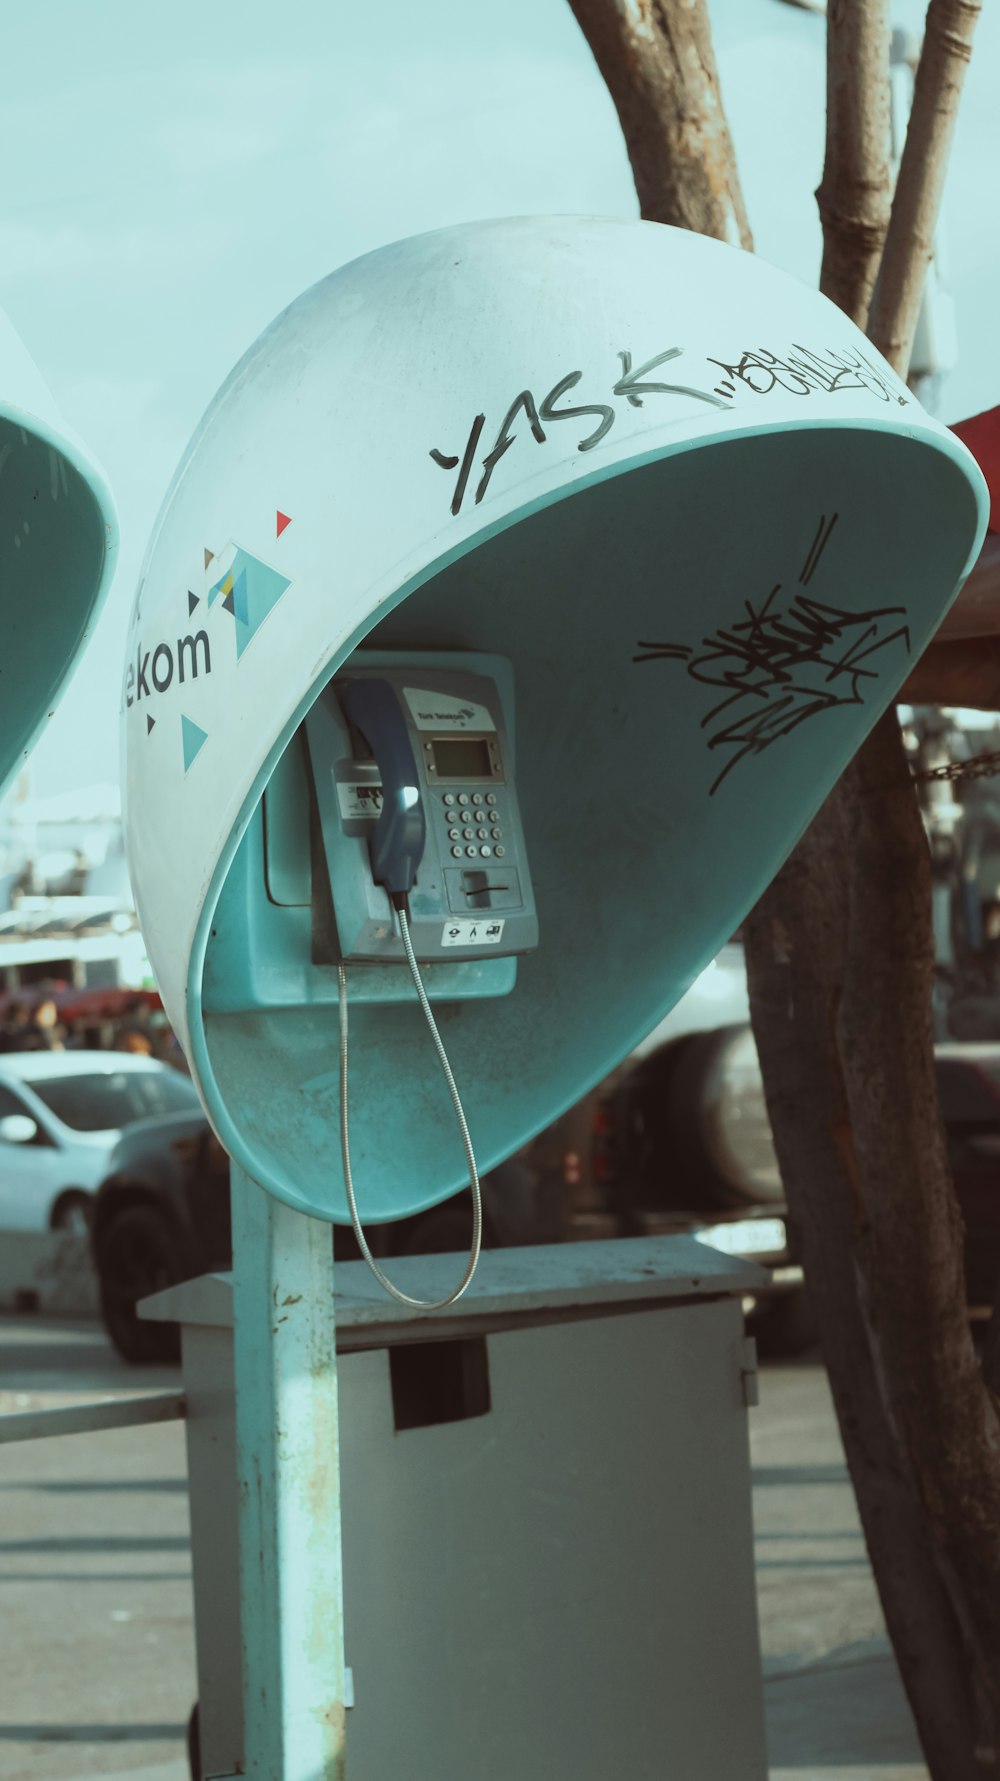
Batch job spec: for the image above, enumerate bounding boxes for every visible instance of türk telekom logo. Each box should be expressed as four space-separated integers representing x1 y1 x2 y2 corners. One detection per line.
124 629 211 708
124 623 213 772
125 540 293 774
414 705 476 724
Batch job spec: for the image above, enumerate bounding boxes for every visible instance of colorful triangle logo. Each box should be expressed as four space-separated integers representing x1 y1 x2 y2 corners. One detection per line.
208 548 291 659
208 569 233 609
181 714 208 773
276 510 291 538
221 568 249 625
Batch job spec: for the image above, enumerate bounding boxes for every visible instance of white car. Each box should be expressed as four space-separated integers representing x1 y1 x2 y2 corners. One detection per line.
0 1051 201 1232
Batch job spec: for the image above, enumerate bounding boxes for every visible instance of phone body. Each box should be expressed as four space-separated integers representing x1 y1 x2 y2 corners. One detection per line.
304 655 538 978
204 652 539 1015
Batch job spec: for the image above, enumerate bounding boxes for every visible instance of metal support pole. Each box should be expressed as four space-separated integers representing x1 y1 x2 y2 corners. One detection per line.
230 1162 347 1780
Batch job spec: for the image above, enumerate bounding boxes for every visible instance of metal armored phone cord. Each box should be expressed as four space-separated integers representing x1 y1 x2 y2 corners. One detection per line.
337 900 483 1309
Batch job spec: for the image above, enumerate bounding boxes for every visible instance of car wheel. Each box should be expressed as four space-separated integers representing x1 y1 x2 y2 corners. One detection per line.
95 1203 183 1365
665 1026 784 1210
608 1038 699 1218
51 1192 92 1235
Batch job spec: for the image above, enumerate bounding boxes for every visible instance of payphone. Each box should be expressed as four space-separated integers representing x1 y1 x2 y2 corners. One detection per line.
262 652 539 1302
122 213 988 1248
122 214 987 1781
300 655 537 984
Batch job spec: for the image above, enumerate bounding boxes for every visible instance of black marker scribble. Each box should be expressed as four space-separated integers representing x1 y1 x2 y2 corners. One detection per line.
708 343 907 407
429 413 486 516
614 348 724 412
799 512 838 585
634 518 910 796
429 347 726 516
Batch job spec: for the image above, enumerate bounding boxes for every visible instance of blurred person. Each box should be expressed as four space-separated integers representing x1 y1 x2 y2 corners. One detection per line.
25 995 65 1052
69 849 89 895
10 860 42 904
0 1001 32 1052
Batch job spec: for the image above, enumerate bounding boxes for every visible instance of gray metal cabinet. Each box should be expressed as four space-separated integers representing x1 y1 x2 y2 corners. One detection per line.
145 1237 768 1780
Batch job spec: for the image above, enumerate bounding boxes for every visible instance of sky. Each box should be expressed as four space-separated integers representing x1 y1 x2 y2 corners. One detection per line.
3 0 998 798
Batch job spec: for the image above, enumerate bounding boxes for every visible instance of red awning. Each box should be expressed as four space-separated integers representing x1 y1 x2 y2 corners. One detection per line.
924 408 1000 646
952 406 1000 534
0 986 161 1024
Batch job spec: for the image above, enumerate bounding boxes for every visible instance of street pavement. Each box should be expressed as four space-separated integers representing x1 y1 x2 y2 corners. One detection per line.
0 1313 928 1781
751 1363 927 1781
0 1318 193 1781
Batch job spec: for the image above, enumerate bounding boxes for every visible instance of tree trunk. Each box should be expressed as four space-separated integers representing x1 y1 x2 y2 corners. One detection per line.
868 0 982 375
566 0 996 1770
817 0 892 324
746 712 1000 1777
746 1 997 1769
743 777 986 1776
565 0 752 248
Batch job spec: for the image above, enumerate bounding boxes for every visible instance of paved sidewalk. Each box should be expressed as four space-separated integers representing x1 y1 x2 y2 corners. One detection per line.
74 1768 186 1781
75 1653 930 1781
0 1317 194 1781
753 1361 927 1780
767 1655 927 1779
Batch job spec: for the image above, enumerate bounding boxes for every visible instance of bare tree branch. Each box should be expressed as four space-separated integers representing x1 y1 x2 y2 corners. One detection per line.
869 0 983 375
817 0 892 325
566 0 752 247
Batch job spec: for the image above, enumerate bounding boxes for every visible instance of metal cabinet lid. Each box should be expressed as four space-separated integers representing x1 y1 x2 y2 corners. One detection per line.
140 1234 767 1346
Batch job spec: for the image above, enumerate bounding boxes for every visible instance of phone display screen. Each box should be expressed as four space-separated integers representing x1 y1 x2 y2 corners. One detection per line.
431 736 494 779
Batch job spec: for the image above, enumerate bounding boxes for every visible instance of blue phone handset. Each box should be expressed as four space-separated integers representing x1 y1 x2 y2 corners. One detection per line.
336 673 481 1310
339 678 427 901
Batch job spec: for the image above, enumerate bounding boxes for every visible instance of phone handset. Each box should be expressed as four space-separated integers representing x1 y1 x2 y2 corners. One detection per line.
335 676 482 1310
339 679 426 900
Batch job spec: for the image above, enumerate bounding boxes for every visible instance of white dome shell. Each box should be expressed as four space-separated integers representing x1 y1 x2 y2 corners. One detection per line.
123 216 986 1221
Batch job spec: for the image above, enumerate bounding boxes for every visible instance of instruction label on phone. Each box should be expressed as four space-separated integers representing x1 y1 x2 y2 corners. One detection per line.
441 918 506 948
336 781 383 820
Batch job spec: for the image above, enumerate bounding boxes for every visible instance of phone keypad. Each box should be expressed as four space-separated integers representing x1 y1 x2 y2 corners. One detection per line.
441 788 505 862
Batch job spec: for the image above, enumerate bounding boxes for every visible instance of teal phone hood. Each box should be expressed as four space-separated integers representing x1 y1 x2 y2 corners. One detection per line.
123 216 987 1224
0 308 116 796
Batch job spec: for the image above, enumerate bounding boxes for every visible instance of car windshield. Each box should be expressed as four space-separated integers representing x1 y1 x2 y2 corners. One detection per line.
28 1068 200 1133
